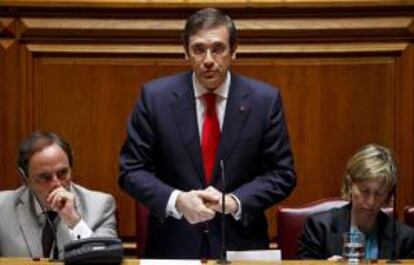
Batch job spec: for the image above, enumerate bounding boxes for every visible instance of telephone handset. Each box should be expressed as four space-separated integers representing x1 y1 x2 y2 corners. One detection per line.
64 237 123 264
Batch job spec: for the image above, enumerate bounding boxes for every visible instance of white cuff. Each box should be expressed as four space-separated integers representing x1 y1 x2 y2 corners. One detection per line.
229 194 242 220
166 190 183 219
68 219 93 240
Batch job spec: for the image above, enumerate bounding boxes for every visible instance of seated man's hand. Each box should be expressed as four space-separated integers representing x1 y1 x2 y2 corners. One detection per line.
204 186 239 215
176 190 219 224
47 186 80 229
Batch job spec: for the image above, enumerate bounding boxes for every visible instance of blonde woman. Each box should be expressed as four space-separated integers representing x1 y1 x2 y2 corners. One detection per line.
298 144 414 259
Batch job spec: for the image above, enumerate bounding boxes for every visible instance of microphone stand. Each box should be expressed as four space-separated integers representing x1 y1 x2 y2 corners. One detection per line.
387 185 400 264
18 169 61 261
217 160 230 264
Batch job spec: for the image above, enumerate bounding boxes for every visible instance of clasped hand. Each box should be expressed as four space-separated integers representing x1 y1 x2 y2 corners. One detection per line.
175 186 238 224
46 186 81 228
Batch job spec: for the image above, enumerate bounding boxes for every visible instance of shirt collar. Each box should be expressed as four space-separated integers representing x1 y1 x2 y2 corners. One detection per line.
33 195 44 216
192 71 230 99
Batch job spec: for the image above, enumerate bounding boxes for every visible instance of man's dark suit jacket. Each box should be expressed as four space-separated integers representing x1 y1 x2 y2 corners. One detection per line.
298 203 414 259
119 71 296 259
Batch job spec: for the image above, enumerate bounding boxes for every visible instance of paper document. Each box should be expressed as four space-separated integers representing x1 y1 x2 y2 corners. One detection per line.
140 259 201 265
227 249 281 261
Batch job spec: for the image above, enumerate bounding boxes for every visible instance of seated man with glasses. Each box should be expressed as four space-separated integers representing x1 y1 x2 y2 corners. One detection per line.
0 131 117 258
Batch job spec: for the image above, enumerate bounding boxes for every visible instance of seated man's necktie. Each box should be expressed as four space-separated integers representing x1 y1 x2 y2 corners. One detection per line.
42 211 58 258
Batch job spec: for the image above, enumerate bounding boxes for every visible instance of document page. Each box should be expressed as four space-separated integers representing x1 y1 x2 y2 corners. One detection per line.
140 259 201 265
227 249 281 261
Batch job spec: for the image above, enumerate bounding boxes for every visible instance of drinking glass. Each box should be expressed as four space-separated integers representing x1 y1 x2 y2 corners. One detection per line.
342 231 365 264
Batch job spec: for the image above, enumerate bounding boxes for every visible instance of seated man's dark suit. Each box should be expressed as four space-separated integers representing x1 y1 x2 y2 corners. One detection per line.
119 71 296 259
298 203 414 259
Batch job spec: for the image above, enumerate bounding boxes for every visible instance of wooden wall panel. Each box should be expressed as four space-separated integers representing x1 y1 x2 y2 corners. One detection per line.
0 37 21 188
395 43 414 213
1 0 414 10
234 57 395 203
0 18 19 188
31 55 188 236
0 18 16 37
25 46 405 238
233 57 397 238
16 17 414 43
1 1 414 242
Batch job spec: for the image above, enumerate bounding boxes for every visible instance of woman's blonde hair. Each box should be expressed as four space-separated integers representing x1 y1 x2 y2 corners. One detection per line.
341 144 397 200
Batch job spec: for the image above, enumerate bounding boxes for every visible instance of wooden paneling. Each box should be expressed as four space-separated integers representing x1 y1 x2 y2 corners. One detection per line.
30 53 188 236
395 44 414 217
234 57 397 238
234 57 395 201
2 0 414 9
19 18 183 42
0 18 16 37
0 39 21 189
16 17 414 43
1 1 414 241
23 43 410 238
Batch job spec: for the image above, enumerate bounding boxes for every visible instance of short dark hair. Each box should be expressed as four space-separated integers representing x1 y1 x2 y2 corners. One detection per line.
182 8 238 54
17 131 73 176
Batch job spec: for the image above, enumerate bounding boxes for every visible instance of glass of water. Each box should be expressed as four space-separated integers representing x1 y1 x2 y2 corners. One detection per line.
342 231 365 264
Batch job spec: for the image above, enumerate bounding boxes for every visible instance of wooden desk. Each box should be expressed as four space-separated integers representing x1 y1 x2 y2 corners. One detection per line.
1 258 414 265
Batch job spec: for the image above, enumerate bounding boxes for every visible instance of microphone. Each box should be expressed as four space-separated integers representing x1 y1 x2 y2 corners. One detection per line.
18 168 61 261
387 185 400 264
217 160 230 264
387 160 399 264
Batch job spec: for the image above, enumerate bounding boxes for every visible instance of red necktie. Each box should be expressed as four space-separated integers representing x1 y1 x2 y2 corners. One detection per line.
201 93 220 184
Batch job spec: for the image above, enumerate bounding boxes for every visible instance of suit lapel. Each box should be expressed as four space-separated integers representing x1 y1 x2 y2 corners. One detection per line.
16 188 43 257
377 211 393 258
171 72 204 183
330 204 352 255
214 74 251 183
171 73 252 185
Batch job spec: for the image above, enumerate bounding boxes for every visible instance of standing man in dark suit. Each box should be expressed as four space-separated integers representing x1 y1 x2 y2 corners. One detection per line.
119 7 296 259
